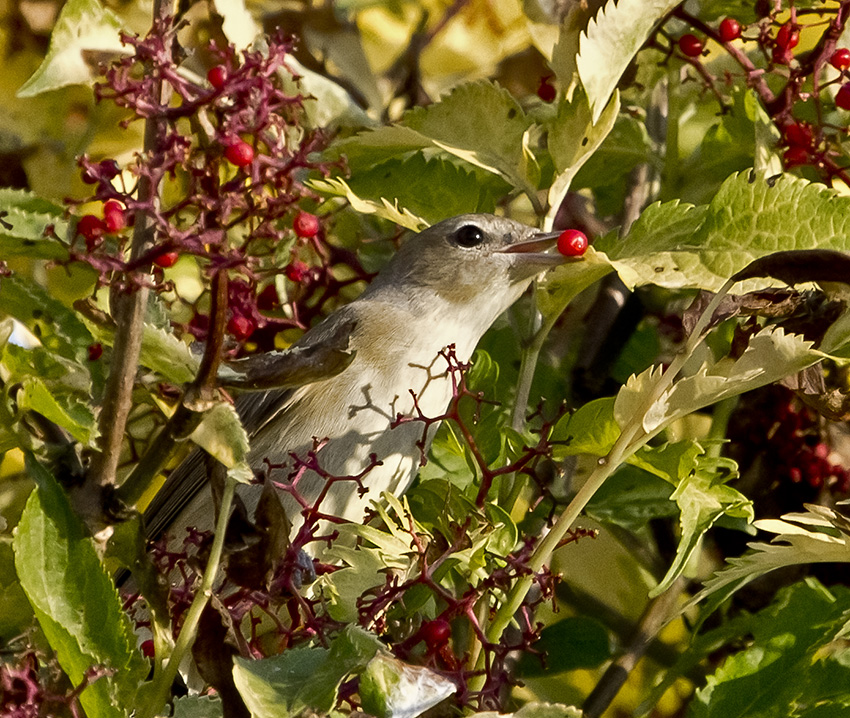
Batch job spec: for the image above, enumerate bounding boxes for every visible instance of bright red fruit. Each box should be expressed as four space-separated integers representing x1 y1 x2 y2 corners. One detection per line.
783 145 809 167
103 199 126 233
420 619 451 648
537 76 556 103
153 251 179 268
557 229 589 257
87 343 103 361
77 214 106 243
225 140 255 167
836 83 850 110
228 314 255 340
718 17 742 42
678 34 704 57
293 211 320 238
285 261 309 283
207 65 227 89
775 23 799 51
784 122 813 147
830 48 850 71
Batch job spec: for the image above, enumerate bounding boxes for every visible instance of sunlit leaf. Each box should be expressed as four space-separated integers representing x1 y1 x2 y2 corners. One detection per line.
577 0 679 122
17 0 127 97
14 455 147 718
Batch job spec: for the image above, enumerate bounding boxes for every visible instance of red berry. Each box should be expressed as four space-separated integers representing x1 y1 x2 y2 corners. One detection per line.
537 76 556 103
228 314 255 340
225 140 255 167
81 168 98 184
77 214 106 243
719 17 742 42
775 23 799 52
830 48 850 71
103 200 127 233
784 122 813 147
87 343 103 361
557 229 589 257
836 83 850 110
285 261 310 283
293 211 320 239
140 639 154 658
420 619 451 648
153 251 179 268
207 65 227 89
783 145 809 167
679 34 704 57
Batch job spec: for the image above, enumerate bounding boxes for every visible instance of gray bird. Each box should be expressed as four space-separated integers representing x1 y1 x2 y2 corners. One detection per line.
143 214 577 546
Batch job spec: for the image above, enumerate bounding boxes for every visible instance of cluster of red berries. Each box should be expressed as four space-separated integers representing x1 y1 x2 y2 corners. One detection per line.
76 199 128 250
678 17 742 59
731 387 849 496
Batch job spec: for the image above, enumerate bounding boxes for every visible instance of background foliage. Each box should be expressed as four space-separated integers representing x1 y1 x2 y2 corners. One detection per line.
3 0 850 716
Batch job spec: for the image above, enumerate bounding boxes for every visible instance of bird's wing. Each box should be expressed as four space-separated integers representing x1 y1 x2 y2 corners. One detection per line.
141 308 363 540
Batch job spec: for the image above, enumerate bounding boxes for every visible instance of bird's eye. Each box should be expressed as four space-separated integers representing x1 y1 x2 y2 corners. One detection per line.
454 224 486 248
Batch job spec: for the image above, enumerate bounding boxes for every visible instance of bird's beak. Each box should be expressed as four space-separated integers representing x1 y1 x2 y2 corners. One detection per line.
498 231 581 264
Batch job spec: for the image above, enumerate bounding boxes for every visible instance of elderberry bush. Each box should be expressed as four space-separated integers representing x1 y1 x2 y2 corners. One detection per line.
5 0 850 717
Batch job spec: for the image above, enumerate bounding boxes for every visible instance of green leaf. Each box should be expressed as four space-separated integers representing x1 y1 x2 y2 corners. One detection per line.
189 402 250 472
17 376 98 445
139 325 199 385
472 702 583 717
232 625 382 717
584 465 676 530
614 327 819 436
517 616 611 676
0 188 71 258
0 274 96 366
171 695 224 718
310 176 428 232
545 89 620 225
342 155 506 225
330 80 537 194
402 81 537 191
551 396 619 458
577 0 680 122
652 455 752 596
13 455 147 718
690 580 850 718
692 505 850 613
359 652 456 718
17 0 127 97
599 171 850 292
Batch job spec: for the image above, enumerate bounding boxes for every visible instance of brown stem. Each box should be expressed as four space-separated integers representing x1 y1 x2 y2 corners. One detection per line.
83 0 175 529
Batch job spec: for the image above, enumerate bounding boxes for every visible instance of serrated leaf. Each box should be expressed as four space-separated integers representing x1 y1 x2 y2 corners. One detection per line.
691 506 850 611
545 89 619 226
403 82 535 189
341 155 506 225
18 377 98 445
0 188 71 257
331 81 537 194
139 325 199 384
598 171 850 292
310 177 428 232
691 580 850 718
652 457 752 596
472 703 583 718
171 695 224 718
360 652 456 718
13 455 147 718
0 274 96 367
232 625 382 717
17 0 127 97
189 402 250 470
577 0 679 122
